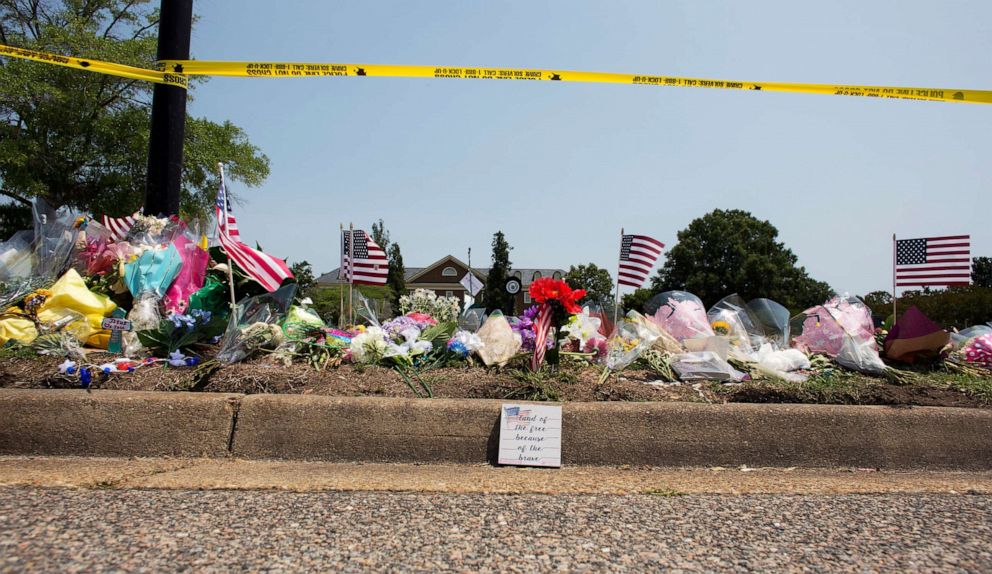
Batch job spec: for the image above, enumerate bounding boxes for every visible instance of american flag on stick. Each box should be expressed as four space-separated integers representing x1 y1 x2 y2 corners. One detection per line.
340 228 388 285
895 235 971 288
215 171 293 292
617 233 665 288
530 303 553 372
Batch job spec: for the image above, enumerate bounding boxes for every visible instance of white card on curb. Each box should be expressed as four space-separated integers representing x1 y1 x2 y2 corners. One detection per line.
497 403 562 468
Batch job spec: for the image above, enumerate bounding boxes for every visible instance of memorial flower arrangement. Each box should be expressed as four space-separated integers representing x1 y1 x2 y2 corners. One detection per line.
511 305 552 352
136 308 228 357
528 277 586 370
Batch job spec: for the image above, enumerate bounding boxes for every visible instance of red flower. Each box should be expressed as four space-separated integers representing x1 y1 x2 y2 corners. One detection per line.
529 278 587 314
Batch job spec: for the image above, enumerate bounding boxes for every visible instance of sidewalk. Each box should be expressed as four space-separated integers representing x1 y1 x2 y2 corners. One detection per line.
2 456 991 494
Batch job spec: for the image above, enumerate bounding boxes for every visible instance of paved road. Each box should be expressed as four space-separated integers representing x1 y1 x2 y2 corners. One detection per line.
1 488 989 573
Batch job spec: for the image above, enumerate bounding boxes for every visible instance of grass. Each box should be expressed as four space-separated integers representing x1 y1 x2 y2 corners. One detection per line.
932 372 992 403
0 343 41 360
501 367 568 402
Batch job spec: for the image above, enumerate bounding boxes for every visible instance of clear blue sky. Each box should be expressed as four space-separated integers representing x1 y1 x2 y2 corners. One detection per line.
187 1 990 296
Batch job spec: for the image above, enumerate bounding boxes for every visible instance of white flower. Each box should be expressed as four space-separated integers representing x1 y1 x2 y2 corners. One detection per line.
562 306 603 347
350 327 389 363
398 288 461 323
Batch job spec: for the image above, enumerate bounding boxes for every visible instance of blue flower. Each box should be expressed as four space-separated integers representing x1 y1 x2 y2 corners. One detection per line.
190 309 212 324
169 312 197 332
79 369 92 388
447 340 469 358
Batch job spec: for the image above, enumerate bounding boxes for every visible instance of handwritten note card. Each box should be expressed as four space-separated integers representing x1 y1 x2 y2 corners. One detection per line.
498 403 562 468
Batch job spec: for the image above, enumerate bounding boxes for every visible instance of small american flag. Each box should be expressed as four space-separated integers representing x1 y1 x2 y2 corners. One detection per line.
618 234 665 288
215 173 293 292
531 303 553 371
505 407 533 425
101 213 139 241
215 184 240 240
340 229 388 285
895 235 971 288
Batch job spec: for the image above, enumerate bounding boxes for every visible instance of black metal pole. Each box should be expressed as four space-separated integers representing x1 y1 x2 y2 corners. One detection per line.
144 0 194 216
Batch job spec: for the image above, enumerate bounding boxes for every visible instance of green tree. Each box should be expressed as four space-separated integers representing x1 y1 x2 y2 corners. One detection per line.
862 290 893 311
386 242 405 311
484 231 513 314
0 200 31 239
289 260 316 300
564 263 613 305
621 288 654 314
370 219 390 253
650 209 833 310
973 256 992 288
0 1 269 219
369 219 405 310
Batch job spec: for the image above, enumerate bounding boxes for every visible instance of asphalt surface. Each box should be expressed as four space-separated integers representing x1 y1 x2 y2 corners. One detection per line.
1 488 990 573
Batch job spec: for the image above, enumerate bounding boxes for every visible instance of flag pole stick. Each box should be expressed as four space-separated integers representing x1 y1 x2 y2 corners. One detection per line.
892 233 897 325
218 162 237 312
613 227 623 326
348 222 355 326
339 223 345 328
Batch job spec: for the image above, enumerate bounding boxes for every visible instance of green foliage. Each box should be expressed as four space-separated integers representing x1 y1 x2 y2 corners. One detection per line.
386 242 405 311
310 284 391 326
370 219 389 251
420 321 457 350
863 290 893 310
0 1 269 216
650 209 834 310
565 263 613 305
484 230 514 314
369 219 406 310
862 286 992 329
288 260 317 300
136 310 228 357
973 257 992 288
0 201 31 239
502 367 564 402
621 288 654 314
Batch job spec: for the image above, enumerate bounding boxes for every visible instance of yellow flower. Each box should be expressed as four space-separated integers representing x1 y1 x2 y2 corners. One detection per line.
711 320 732 336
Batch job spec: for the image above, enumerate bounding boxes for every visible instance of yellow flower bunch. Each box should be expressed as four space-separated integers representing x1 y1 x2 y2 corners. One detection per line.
711 320 732 336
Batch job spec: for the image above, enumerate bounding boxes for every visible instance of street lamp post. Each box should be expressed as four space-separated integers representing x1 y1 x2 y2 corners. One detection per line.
144 0 194 216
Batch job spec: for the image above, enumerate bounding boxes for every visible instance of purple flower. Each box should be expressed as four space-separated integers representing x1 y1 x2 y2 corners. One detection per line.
522 305 540 321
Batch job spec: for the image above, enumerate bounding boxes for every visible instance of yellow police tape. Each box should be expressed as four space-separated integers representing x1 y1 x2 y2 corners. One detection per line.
3 43 990 104
0 43 188 88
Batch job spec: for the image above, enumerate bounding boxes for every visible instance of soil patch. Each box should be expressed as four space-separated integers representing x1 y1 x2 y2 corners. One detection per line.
726 382 983 409
1 355 988 408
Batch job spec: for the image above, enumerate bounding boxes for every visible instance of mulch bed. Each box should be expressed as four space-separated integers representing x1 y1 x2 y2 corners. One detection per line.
2 355 988 408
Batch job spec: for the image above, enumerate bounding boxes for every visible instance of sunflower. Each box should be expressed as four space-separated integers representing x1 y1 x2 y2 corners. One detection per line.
711 320 732 336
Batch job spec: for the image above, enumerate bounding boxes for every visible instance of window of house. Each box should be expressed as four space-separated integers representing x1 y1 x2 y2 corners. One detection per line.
442 266 457 277
524 293 532 304
445 290 454 298
513 271 522 279
532 271 542 282
553 271 562 280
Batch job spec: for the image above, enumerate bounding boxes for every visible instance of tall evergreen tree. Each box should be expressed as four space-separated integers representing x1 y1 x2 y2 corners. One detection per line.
369 219 406 312
387 242 406 312
485 231 514 314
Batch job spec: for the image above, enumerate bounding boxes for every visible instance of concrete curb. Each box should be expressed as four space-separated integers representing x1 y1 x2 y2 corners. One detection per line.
0 389 241 458
2 389 991 469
